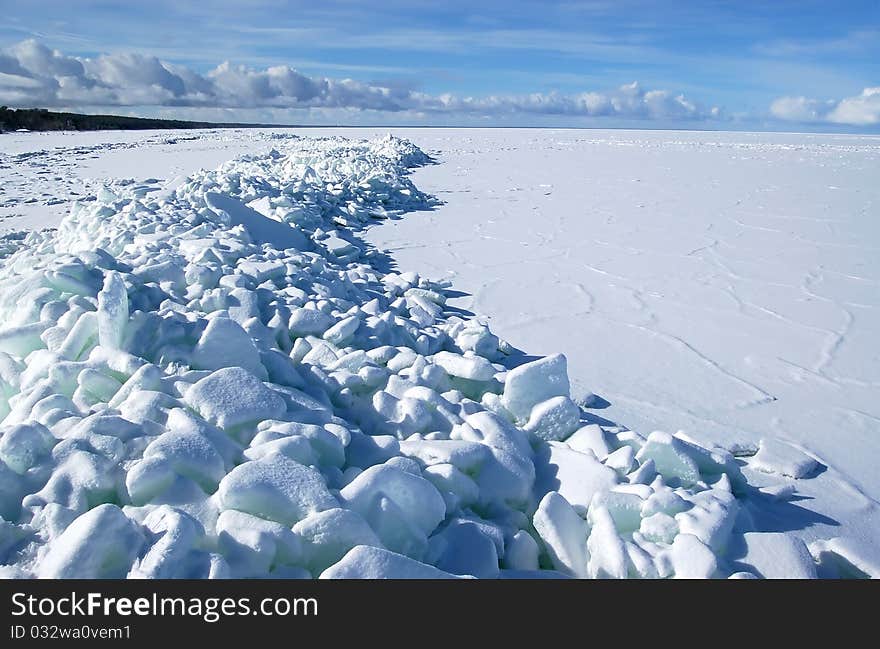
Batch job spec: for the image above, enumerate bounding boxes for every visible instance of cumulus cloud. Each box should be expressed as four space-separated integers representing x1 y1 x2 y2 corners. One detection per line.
827 88 880 126
770 87 880 126
0 39 716 121
413 82 713 120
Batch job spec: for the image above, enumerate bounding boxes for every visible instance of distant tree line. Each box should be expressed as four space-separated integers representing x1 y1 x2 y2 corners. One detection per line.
0 107 280 132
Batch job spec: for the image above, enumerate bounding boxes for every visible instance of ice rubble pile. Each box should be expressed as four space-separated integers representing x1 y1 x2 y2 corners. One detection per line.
0 135 819 579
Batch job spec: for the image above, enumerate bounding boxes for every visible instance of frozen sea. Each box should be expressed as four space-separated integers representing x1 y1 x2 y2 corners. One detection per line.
2 126 878 575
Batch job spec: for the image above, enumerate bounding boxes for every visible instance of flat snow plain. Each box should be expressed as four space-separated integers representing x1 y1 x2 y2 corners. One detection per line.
1 126 878 578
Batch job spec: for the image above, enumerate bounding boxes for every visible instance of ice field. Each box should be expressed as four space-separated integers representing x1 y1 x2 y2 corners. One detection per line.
0 127 877 578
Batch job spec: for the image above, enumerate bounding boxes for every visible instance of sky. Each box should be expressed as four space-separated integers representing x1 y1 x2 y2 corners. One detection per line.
1 0 878 131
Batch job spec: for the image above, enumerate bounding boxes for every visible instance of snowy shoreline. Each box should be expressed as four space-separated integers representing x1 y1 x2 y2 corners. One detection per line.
0 132 875 578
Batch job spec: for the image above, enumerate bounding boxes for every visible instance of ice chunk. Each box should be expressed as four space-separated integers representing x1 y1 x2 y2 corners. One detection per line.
534 443 618 514
191 316 267 380
216 509 303 577
422 463 480 508
604 445 635 475
750 438 819 479
27 449 119 514
623 541 658 579
426 520 500 578
639 512 678 544
246 196 273 217
384 456 421 474
164 408 240 466
258 421 345 467
261 349 306 388
269 386 332 419
532 491 589 578
289 308 334 337
587 506 627 579
218 453 338 526
302 341 339 367
627 458 656 485
503 530 540 571
736 532 817 579
205 191 309 250
675 489 738 552
185 367 285 430
96 271 129 350
501 353 570 421
142 427 226 492
0 422 55 474
88 346 147 381
346 432 400 468
432 351 496 382
454 323 500 359
126 455 176 505
320 545 463 579
330 350 371 373
323 315 360 346
58 312 98 361
321 233 359 260
118 390 175 426
130 507 209 579
590 490 643 534
635 431 701 487
207 554 232 579
565 424 610 459
523 396 581 442
38 504 144 578
399 438 490 473
225 287 260 325
245 435 317 466
0 460 24 521
66 415 140 446
359 495 429 558
0 322 49 357
674 434 746 490
293 508 383 574
641 487 690 517
0 519 30 564
77 367 123 402
462 413 536 508
237 260 285 283
339 464 446 537
668 534 717 579
108 364 164 409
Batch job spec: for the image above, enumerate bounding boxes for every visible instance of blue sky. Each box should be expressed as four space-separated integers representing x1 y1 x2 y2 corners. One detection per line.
1 0 878 130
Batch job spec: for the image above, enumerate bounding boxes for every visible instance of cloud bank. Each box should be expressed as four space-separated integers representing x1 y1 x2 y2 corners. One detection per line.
0 39 716 121
770 87 880 126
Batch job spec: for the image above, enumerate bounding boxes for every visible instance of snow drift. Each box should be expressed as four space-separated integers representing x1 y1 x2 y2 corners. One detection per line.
0 134 853 578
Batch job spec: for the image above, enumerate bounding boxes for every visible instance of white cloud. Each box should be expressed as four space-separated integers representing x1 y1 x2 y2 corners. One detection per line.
770 87 880 126
406 82 713 120
828 87 880 126
0 39 717 121
769 96 832 123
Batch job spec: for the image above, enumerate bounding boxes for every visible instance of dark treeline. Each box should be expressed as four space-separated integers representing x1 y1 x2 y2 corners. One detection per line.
0 107 287 132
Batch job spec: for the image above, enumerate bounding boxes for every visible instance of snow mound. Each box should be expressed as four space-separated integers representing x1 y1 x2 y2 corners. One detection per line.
0 134 820 578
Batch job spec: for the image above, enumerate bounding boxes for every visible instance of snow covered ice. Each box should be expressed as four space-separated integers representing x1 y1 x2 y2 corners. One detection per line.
0 129 876 579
